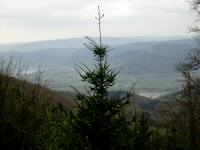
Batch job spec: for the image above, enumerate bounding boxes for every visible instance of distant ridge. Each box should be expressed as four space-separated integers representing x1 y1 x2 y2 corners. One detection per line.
0 38 196 74
0 38 195 92
0 36 192 52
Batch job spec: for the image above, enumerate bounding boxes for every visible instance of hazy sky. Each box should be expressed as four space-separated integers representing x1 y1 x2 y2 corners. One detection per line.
0 0 197 43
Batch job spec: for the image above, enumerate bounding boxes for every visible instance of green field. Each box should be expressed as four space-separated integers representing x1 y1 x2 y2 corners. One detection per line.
38 69 183 94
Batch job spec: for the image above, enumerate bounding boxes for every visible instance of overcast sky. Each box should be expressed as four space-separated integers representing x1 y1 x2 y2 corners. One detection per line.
0 0 197 43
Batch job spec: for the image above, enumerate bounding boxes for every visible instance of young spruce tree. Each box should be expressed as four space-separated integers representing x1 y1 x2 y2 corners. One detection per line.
71 6 131 150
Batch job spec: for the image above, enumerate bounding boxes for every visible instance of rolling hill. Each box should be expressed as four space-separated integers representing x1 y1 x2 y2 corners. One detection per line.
0 37 196 92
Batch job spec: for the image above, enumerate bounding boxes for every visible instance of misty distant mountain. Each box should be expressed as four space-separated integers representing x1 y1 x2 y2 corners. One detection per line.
0 36 191 52
111 39 196 74
0 38 196 74
0 37 196 92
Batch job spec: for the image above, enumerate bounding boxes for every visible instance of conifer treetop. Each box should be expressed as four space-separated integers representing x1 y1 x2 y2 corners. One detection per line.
95 6 104 46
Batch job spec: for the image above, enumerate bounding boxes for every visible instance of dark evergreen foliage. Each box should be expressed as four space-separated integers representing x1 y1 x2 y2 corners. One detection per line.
70 6 133 150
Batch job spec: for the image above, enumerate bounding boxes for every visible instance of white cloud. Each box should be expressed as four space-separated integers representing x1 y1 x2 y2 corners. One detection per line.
0 0 196 43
